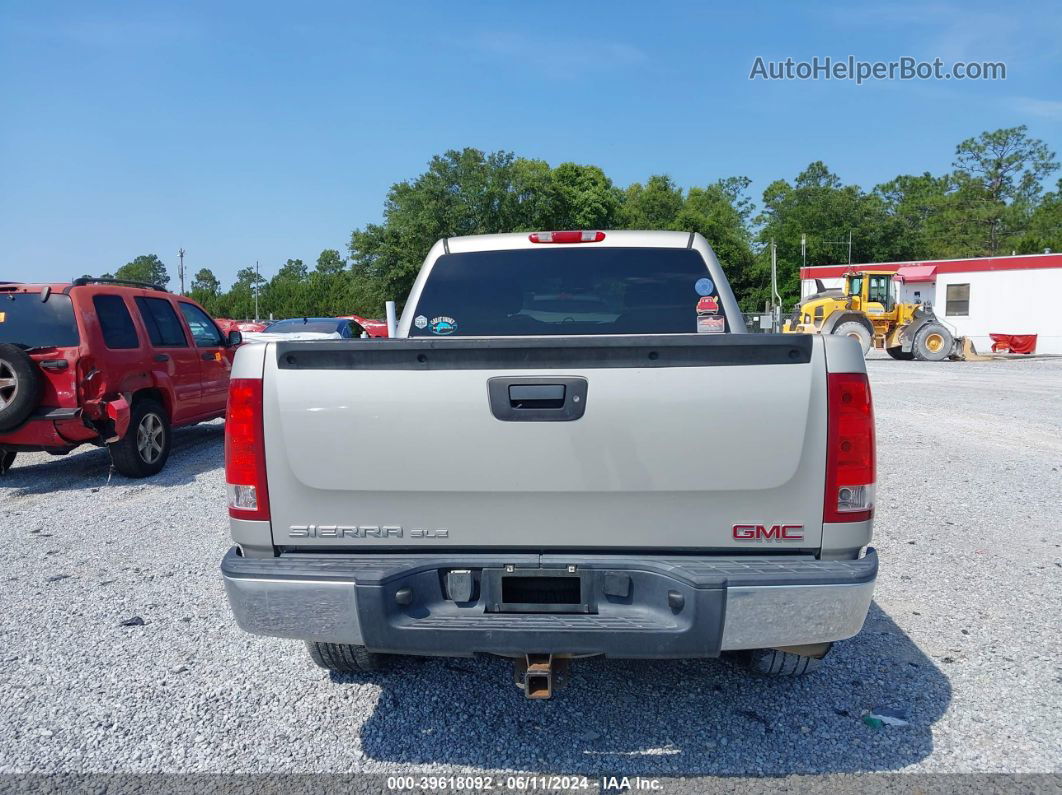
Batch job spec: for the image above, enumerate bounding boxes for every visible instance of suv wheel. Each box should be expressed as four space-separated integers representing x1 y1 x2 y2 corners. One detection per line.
306 642 386 673
0 451 16 476
109 398 171 478
0 344 42 432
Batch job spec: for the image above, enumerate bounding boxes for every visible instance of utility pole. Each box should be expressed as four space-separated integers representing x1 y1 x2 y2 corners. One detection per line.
801 234 806 269
177 248 186 294
254 260 260 322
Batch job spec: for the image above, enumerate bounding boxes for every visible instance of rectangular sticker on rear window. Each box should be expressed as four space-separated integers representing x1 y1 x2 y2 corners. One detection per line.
697 315 725 334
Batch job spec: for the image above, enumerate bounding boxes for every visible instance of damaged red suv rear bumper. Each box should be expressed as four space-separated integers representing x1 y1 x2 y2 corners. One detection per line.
0 409 100 452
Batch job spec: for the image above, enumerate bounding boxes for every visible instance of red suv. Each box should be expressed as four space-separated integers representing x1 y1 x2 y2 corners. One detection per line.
0 278 241 478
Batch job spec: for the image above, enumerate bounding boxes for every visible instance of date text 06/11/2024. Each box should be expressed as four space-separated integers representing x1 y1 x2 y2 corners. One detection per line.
384 775 664 791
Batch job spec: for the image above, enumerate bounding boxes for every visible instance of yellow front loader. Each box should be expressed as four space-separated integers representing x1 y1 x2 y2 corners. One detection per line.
782 270 963 361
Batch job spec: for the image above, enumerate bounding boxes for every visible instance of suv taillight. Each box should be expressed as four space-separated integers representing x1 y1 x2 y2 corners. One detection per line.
824 372 875 523
225 378 270 521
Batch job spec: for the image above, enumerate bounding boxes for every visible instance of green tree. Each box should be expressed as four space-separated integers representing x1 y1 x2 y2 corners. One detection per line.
950 126 1058 254
315 249 346 274
191 267 220 294
757 162 894 307
1012 178 1062 254
548 162 623 229
216 266 266 320
115 254 169 288
264 259 310 318
349 148 595 308
275 258 307 281
188 268 221 314
349 151 756 314
620 175 685 229
874 172 955 260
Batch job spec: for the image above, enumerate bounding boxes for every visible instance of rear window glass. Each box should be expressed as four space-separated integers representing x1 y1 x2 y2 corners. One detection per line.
93 295 140 349
407 248 725 336
0 293 79 348
135 297 188 347
265 319 348 336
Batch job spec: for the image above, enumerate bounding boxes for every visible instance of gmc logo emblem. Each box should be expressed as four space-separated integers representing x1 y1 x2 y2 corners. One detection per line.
732 524 805 541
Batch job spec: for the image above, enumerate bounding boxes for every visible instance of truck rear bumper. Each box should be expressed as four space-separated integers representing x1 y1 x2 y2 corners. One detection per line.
220 548 877 657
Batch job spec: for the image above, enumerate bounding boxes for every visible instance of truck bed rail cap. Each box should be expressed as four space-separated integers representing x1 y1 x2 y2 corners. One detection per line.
273 334 814 371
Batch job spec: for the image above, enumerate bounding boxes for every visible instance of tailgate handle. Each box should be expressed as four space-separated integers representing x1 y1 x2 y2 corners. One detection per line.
488 377 588 422
508 384 565 409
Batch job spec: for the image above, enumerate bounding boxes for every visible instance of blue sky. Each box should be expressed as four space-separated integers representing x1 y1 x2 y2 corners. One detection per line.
1 0 1059 286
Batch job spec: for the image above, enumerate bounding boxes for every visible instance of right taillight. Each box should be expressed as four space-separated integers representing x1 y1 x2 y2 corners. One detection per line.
824 372 875 523
225 378 270 521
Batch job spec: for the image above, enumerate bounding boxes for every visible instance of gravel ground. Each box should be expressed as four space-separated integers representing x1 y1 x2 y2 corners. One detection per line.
0 357 1059 780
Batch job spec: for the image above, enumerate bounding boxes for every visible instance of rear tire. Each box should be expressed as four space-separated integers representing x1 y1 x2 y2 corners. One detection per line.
833 321 872 357
306 642 385 673
0 344 42 432
886 346 914 360
913 323 954 362
733 647 829 676
0 451 16 475
109 398 171 478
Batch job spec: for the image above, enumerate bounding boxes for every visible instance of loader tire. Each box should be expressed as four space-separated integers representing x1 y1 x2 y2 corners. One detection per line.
913 323 953 362
306 642 386 673
886 346 914 360
833 321 872 357
734 647 829 676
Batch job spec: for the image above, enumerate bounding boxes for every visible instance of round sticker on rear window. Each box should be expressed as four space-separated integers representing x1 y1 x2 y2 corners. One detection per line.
429 316 457 335
695 277 714 296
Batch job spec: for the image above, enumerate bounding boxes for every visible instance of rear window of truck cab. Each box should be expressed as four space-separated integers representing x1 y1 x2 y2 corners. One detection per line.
0 292 80 348
408 247 726 337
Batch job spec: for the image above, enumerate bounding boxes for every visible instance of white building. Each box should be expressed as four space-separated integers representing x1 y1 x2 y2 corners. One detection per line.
799 253 1062 355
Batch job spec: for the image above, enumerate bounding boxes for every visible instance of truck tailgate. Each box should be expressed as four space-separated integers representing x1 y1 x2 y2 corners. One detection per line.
262 335 827 551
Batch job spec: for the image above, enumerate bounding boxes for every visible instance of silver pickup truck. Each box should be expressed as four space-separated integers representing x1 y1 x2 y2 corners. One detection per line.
220 230 877 698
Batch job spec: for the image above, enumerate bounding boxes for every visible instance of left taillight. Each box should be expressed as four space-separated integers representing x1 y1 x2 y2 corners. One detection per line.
225 378 270 521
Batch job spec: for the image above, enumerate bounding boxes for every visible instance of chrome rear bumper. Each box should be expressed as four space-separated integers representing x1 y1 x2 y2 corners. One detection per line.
221 548 877 656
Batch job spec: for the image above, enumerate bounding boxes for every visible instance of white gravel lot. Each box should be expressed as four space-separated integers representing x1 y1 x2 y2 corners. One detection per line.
0 357 1059 779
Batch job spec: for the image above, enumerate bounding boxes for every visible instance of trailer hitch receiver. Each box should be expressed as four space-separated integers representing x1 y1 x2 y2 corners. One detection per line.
514 654 569 699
